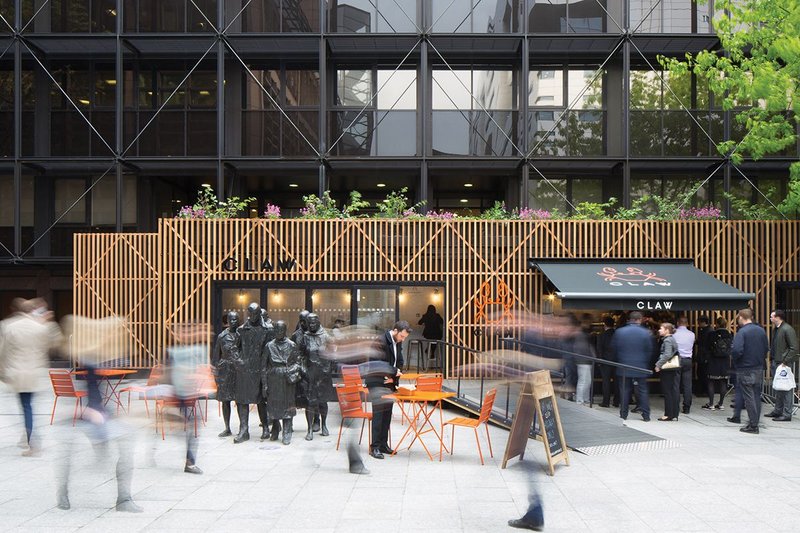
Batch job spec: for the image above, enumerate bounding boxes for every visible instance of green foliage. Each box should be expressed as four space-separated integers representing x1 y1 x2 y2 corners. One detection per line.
569 198 618 220
480 201 512 220
300 190 370 219
779 163 800 217
375 187 426 218
176 185 254 219
659 0 799 218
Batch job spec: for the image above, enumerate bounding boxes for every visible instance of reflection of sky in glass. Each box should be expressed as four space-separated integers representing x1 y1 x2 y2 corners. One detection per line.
630 0 693 33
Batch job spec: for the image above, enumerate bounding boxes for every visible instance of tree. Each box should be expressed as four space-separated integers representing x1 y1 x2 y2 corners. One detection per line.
660 0 800 217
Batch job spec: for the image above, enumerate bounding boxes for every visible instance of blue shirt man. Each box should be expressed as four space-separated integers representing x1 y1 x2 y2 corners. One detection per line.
730 308 769 434
610 311 655 421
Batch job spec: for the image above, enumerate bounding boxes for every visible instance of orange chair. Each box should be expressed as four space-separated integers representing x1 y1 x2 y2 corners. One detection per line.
340 364 368 407
335 384 372 451
415 373 443 392
443 388 497 465
155 394 202 440
49 370 87 426
119 364 163 417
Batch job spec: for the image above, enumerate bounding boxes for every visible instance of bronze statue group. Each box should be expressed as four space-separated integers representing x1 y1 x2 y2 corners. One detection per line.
211 304 334 446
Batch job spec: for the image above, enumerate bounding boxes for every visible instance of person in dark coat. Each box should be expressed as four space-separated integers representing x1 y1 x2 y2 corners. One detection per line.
211 311 239 437
654 322 680 421
297 313 333 441
765 309 799 421
263 321 301 444
418 305 444 364
234 303 273 443
703 316 732 410
366 321 410 459
597 316 618 407
610 311 654 422
729 308 769 434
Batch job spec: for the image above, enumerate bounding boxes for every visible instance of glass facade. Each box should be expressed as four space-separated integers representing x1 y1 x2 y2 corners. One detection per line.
0 0 795 267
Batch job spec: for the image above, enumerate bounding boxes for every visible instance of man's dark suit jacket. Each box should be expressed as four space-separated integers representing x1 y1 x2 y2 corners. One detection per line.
364 330 404 391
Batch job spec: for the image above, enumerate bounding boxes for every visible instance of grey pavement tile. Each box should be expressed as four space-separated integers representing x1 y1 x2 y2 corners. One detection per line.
208 518 277 532
22 507 106 528
340 500 401 520
635 511 712 531
219 501 285 521
706 521 783 533
334 519 400 533
73 515 158 532
144 509 224 531
582 518 654 532
171 481 248 511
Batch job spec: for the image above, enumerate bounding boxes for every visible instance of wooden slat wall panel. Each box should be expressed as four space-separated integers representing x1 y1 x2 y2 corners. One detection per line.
74 220 800 374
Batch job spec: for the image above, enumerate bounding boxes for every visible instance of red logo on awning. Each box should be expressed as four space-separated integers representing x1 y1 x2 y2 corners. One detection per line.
597 267 670 287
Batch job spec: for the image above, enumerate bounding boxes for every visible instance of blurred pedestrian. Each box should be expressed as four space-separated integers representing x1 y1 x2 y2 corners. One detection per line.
611 311 654 422
765 309 798 421
673 316 695 414
0 298 62 455
696 315 714 398
597 316 619 408
655 322 680 421
569 315 595 406
728 308 769 434
168 323 210 473
703 316 732 410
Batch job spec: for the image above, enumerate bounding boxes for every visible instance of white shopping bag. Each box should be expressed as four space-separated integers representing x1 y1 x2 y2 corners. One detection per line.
772 365 797 391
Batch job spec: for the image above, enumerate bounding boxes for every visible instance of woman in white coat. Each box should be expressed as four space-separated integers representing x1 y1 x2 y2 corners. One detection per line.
0 298 63 454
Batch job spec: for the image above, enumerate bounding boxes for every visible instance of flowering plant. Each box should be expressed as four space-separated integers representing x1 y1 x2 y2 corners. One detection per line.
518 208 553 220
263 203 281 219
176 185 255 219
679 205 723 220
426 210 459 220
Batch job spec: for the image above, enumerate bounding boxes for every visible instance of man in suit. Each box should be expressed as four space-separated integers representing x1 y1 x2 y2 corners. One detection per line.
366 321 411 459
765 309 798 421
610 311 655 422
729 308 769 434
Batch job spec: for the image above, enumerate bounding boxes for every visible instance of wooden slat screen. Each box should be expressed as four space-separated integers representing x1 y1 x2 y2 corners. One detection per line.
74 220 800 375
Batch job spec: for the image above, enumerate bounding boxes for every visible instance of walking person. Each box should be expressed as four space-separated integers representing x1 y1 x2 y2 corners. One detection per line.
597 316 619 408
728 308 769 434
570 315 596 406
696 315 714 398
0 298 62 455
366 321 410 459
673 317 695 414
611 312 655 422
418 304 444 367
655 323 680 421
764 309 798 422
703 317 732 410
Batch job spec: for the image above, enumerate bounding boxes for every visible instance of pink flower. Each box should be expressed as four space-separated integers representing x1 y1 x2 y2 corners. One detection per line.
263 203 281 219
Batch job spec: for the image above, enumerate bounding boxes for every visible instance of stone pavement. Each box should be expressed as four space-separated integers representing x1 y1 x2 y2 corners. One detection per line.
1 384 799 532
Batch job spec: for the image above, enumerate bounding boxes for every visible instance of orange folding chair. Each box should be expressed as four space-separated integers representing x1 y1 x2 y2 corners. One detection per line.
341 364 368 408
49 370 87 426
415 373 443 392
443 388 497 465
335 384 372 451
119 364 163 417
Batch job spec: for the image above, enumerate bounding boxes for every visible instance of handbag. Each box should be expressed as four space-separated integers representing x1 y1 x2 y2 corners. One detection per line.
772 365 797 391
661 354 680 370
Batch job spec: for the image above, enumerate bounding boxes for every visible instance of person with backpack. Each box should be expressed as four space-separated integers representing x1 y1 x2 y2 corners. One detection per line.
702 316 732 410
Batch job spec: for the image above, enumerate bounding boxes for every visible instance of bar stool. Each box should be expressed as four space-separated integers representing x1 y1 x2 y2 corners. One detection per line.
405 339 424 371
422 340 442 371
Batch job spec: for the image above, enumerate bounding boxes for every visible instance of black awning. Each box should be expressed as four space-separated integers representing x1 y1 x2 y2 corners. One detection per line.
529 259 754 311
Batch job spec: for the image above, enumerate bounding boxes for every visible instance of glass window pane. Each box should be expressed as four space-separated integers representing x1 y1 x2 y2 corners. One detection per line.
267 288 306 326
332 0 374 32
568 0 605 33
432 70 472 110
311 288 351 330
286 70 320 107
572 178 602 204
0 175 12 227
337 69 372 106
432 111 470 155
55 179 87 224
431 0 472 33
474 71 515 110
529 0 566 33
91 177 116 226
662 71 691 110
568 69 602 109
376 70 416 110
220 288 261 325
630 71 661 109
376 0 417 33
530 70 563 107
529 178 567 212
356 288 396 331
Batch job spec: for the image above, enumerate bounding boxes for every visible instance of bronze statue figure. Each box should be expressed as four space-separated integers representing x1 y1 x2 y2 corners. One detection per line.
234 303 272 443
262 321 301 445
297 313 334 440
211 311 239 437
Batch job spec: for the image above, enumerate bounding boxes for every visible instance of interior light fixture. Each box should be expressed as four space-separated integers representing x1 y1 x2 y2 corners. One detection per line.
460 199 468 203
198 90 211 96
289 183 299 188
78 99 90 105
105 79 117 86
377 183 386 188
464 183 473 188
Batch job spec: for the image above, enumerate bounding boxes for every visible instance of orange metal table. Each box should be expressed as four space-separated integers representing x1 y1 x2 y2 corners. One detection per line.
72 369 137 412
383 390 456 461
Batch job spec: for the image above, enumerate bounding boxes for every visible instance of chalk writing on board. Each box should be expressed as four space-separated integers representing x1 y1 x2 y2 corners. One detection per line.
538 396 563 457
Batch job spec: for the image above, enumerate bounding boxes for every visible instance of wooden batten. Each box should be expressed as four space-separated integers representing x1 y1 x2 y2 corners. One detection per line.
74 220 800 375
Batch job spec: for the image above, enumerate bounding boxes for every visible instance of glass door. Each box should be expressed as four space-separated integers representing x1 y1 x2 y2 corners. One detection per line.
355 287 397 331
266 288 306 327
311 288 352 331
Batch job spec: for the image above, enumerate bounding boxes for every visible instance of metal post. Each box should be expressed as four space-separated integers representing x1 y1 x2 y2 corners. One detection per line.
115 0 124 232
217 0 225 199
318 0 327 196
521 32 529 207
622 1 631 208
13 0 21 256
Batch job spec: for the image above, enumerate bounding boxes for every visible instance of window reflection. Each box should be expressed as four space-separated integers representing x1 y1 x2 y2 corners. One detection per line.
431 0 519 33
528 0 606 33
630 0 692 33
330 0 417 33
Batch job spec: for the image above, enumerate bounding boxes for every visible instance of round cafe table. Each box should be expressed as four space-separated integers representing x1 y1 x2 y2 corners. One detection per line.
72 369 138 413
